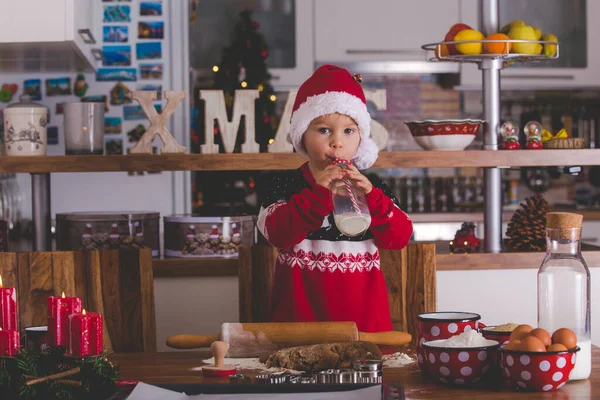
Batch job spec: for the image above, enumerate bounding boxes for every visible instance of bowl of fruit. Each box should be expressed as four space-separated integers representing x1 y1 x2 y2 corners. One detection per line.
405 119 483 151
499 325 581 392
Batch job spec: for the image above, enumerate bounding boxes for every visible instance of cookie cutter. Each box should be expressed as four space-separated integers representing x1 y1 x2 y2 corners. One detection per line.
353 360 383 371
229 373 251 384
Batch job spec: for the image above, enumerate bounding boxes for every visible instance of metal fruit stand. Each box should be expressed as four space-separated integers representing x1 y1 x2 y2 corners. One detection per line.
421 0 559 253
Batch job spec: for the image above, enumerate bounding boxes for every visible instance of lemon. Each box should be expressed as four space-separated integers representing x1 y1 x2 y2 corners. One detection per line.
501 20 525 35
454 29 484 55
542 33 558 57
532 26 543 40
508 25 537 54
533 43 543 55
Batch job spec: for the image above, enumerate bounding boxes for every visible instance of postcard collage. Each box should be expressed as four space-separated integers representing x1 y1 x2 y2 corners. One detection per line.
0 0 168 163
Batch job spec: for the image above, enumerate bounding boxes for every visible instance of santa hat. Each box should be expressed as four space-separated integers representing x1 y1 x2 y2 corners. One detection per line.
289 64 379 170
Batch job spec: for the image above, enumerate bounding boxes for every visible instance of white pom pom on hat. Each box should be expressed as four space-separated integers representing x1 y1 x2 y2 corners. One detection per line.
289 64 379 170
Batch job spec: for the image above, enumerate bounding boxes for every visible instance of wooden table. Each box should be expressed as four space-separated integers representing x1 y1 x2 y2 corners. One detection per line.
110 347 600 399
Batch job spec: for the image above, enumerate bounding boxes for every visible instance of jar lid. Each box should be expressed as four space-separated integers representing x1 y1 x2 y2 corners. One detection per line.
56 211 160 221
546 212 583 229
5 94 47 110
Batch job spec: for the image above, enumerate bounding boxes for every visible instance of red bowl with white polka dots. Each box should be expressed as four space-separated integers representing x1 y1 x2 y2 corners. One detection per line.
417 312 482 374
481 326 512 345
421 340 500 386
499 346 580 392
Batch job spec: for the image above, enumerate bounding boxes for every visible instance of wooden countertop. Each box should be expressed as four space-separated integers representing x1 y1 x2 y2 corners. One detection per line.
110 347 600 398
152 250 600 277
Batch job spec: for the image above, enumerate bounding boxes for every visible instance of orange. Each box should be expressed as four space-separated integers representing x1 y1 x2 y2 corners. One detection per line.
435 43 450 60
484 33 511 54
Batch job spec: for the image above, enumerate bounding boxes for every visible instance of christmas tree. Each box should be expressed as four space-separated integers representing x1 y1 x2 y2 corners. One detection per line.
191 10 275 213
209 9 278 152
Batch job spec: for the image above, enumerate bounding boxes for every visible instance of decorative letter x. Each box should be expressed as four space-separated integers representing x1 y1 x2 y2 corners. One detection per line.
129 90 186 154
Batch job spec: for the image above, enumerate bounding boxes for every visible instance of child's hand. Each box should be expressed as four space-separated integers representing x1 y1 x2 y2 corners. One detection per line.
313 165 346 189
345 164 373 194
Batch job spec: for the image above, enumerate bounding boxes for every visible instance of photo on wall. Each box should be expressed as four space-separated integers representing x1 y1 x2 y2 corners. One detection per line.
102 45 132 66
104 117 123 134
96 68 137 82
23 79 42 101
140 64 163 79
103 5 131 22
45 77 72 96
136 42 161 60
103 26 129 43
105 138 124 155
124 104 162 121
137 84 162 100
138 21 164 39
140 2 162 16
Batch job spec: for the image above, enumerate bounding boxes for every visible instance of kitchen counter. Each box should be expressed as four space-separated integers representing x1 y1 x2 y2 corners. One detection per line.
110 347 600 398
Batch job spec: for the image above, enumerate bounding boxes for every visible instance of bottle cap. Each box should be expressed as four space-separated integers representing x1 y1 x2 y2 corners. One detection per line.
546 212 583 239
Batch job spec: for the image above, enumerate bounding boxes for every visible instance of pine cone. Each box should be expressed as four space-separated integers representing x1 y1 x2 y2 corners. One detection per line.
506 194 550 252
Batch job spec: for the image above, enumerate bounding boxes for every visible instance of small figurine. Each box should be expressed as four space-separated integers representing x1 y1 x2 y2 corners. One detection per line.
524 120 543 149
449 222 481 254
500 121 520 150
73 74 88 97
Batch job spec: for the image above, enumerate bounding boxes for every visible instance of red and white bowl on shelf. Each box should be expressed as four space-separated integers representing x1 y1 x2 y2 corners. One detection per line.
405 119 484 151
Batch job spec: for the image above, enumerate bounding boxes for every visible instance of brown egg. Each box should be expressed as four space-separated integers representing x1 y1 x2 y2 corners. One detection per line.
509 324 534 341
552 328 577 349
503 340 521 351
520 336 546 352
547 343 568 352
528 328 552 347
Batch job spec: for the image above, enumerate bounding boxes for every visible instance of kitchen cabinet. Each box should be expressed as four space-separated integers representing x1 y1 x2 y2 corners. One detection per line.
0 0 100 72
189 0 313 89
459 0 598 89
314 0 460 63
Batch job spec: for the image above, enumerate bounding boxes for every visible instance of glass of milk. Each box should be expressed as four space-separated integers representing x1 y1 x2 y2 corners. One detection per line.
330 162 371 237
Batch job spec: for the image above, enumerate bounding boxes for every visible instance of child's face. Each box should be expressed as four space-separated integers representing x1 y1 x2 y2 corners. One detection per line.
302 113 361 169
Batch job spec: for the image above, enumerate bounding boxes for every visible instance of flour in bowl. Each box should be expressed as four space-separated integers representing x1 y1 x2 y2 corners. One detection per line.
425 330 498 348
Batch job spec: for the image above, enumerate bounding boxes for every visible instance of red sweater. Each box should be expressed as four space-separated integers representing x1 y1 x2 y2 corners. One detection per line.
257 163 413 332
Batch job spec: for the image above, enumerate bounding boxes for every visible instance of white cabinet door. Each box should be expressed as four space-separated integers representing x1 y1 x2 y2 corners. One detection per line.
0 1 64 42
66 0 100 69
269 1 315 89
315 0 460 62
459 0 598 90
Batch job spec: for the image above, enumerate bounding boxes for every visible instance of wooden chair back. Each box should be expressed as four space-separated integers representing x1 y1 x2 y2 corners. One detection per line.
238 243 436 344
0 248 156 352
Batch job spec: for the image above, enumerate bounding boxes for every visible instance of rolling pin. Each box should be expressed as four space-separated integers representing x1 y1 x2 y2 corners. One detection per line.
166 321 411 357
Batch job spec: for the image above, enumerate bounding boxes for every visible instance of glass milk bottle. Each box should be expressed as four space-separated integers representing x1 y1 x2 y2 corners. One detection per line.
538 212 591 380
330 160 371 237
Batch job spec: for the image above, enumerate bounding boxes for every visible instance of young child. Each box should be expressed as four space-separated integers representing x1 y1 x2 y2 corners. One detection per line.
256 65 413 332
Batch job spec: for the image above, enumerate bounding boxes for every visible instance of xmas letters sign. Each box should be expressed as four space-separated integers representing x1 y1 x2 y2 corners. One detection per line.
130 90 187 154
201 89 390 154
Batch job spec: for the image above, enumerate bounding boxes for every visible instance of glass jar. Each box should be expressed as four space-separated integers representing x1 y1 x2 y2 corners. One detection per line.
537 212 590 381
330 162 371 237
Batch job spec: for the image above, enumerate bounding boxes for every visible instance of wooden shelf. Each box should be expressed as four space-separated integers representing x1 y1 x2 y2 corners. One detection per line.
2 149 600 173
152 257 238 277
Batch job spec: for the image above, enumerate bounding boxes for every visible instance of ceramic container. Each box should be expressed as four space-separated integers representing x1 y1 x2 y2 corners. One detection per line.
3 95 48 156
405 119 483 151
56 211 160 257
499 346 580 391
417 312 483 374
163 215 255 258
422 339 500 386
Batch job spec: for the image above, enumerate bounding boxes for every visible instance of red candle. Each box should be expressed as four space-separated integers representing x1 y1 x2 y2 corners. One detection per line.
47 292 81 347
0 327 20 356
0 275 18 331
69 309 103 357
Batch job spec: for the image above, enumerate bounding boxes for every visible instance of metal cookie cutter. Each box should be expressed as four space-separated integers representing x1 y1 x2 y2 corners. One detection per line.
229 373 251 384
353 360 383 372
255 371 290 384
316 369 341 384
358 370 383 384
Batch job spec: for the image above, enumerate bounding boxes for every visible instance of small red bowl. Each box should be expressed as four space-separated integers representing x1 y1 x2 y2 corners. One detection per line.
481 326 512 345
405 119 484 151
499 346 580 392
422 340 500 386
